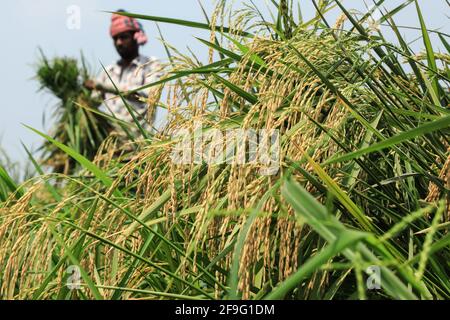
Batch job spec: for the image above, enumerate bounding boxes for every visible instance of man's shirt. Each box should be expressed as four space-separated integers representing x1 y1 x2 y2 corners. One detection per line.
96 55 163 129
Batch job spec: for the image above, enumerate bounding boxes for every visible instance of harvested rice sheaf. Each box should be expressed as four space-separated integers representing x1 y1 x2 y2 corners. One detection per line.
36 53 113 174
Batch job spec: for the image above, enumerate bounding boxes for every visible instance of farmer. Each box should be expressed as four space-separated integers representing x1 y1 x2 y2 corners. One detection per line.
84 10 163 136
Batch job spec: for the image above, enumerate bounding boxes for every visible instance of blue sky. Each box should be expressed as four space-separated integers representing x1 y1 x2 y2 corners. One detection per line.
0 0 448 165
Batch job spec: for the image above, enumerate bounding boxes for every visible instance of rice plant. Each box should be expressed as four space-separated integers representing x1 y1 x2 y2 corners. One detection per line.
0 0 449 300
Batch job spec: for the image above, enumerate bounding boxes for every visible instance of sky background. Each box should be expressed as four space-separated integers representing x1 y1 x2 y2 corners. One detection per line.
0 0 448 169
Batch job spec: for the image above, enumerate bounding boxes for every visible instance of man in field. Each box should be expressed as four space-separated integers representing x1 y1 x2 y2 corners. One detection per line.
85 10 163 136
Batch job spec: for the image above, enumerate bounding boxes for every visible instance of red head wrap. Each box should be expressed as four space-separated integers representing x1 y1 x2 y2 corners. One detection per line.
110 11 148 45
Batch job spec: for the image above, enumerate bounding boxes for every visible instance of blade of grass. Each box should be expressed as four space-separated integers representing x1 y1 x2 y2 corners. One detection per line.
23 124 121 197
415 0 440 98
266 229 367 299
106 11 252 37
324 115 450 165
281 178 418 299
0 164 23 200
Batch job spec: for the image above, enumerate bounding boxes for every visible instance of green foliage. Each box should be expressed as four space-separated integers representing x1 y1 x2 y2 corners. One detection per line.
0 0 449 300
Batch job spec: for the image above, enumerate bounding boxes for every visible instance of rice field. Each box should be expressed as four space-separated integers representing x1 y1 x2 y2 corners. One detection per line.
0 0 449 300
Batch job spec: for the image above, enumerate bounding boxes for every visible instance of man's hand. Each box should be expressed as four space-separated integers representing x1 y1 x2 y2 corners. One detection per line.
83 80 116 95
83 79 97 90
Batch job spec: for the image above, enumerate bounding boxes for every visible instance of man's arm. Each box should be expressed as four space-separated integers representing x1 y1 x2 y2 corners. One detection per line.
83 79 143 102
